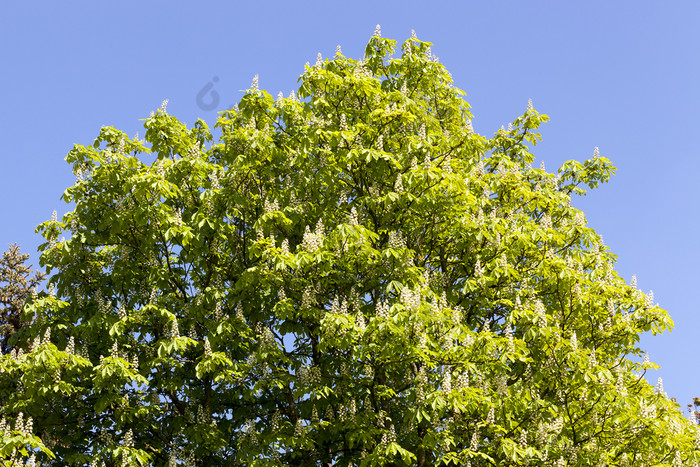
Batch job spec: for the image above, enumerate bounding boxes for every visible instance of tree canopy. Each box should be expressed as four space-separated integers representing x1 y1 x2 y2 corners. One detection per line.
1 28 698 466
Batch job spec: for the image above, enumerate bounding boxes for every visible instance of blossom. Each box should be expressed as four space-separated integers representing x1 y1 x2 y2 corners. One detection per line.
441 370 452 393
251 74 259 90
505 323 515 353
123 428 134 447
15 412 24 432
656 377 665 396
541 213 552 230
349 207 359 226
470 428 479 450
465 119 474 133
394 174 404 193
500 253 508 269
302 225 323 252
375 300 391 319
160 99 169 113
473 259 483 278
519 429 527 448
271 410 281 432
400 287 420 310
616 369 627 396
25 417 33 434
645 290 654 308
356 312 366 331
534 299 547 327
374 24 381 37
388 231 406 250
210 171 220 189
588 349 597 367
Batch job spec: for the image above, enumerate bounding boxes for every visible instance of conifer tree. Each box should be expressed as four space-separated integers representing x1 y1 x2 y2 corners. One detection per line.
0 244 45 354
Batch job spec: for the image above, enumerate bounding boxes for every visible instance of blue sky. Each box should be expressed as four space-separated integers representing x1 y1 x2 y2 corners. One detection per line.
2 1 699 410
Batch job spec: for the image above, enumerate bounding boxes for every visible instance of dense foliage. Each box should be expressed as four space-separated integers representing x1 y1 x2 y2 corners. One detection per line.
2 29 699 466
0 244 45 355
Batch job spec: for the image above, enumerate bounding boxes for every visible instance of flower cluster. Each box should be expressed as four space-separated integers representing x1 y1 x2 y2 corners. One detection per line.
400 287 421 311
534 299 547 327
441 370 452 394
380 424 397 446
301 223 324 252
298 365 321 387
264 198 279 214
388 231 406 250
473 259 483 279
169 319 180 338
588 349 597 368
301 285 316 308
615 368 627 396
349 207 359 226
656 377 666 397
59 337 74 358
123 428 134 447
375 300 391 319
541 213 552 230
505 323 515 353
355 311 366 331
258 326 276 350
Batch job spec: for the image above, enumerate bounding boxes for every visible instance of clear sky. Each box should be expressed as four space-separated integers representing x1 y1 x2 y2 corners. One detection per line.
2 1 698 412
